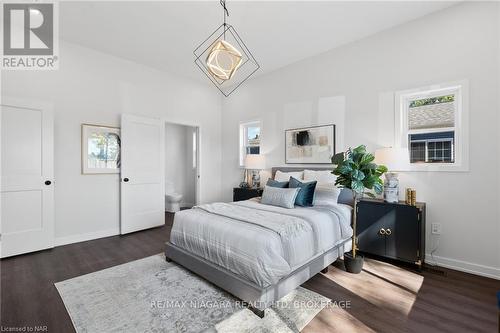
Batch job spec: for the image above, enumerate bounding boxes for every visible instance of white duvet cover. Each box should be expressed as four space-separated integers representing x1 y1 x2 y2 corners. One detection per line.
170 199 353 287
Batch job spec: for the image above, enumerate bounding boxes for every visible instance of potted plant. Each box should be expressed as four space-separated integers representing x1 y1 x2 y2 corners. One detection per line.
331 145 387 274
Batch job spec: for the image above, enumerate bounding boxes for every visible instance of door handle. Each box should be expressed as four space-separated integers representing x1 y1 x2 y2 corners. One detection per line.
379 228 386 235
386 228 392 236
123 178 129 182
44 180 52 186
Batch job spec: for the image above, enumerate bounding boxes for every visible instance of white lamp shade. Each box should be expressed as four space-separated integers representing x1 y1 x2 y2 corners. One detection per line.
375 147 410 172
244 154 266 170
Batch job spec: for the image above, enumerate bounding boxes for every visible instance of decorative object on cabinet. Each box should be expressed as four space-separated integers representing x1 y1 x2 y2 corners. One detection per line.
406 188 417 206
331 145 388 273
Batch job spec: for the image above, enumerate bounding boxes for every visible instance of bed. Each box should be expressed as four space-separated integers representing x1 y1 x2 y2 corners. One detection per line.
164 167 354 317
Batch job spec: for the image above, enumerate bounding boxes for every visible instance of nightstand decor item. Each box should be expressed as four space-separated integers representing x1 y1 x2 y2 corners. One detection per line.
244 154 266 188
193 0 260 97
405 188 411 204
406 188 417 206
332 145 388 274
374 147 409 203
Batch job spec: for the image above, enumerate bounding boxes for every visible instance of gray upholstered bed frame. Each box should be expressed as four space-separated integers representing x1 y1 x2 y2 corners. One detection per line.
164 167 353 318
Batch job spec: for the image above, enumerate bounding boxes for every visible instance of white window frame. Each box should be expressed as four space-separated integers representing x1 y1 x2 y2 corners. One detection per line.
239 120 262 167
395 80 469 172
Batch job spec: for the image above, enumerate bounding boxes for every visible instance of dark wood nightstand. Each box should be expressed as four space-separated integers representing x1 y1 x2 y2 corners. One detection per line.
233 187 263 202
356 198 426 268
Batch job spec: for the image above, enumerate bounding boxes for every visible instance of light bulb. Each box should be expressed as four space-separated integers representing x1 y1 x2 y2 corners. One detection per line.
206 40 243 81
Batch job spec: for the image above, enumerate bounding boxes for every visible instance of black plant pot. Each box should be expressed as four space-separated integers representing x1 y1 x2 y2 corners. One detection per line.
344 252 364 274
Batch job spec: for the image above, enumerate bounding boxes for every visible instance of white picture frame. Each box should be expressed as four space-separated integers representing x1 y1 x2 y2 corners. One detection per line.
81 124 121 174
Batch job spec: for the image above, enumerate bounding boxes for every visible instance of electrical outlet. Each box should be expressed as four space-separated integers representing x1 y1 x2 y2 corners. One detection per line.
431 223 442 235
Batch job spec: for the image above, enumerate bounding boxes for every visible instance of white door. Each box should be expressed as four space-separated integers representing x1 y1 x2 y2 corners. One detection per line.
120 114 164 234
0 98 54 258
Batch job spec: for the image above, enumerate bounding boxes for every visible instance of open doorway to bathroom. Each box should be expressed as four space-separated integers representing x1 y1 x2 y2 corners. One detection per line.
164 122 199 213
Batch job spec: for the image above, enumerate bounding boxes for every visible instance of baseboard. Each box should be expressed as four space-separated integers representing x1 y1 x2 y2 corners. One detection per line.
55 228 120 247
425 253 500 280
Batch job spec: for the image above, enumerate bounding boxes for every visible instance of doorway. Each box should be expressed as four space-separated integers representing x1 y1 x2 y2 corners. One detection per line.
164 122 199 212
1 97 54 258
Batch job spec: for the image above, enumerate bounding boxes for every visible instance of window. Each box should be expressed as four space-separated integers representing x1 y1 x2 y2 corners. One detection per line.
396 81 468 171
239 121 261 166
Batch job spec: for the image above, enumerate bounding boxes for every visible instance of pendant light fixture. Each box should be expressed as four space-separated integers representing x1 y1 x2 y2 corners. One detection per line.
194 0 260 97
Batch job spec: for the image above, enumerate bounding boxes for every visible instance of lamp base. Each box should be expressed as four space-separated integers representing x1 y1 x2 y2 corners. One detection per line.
251 170 261 188
384 172 399 203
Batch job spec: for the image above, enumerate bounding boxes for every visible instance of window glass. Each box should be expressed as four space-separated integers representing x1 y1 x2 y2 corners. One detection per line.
407 93 456 164
239 121 261 166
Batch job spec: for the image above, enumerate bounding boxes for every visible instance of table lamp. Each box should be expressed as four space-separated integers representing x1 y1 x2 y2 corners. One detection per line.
244 154 266 188
375 147 409 203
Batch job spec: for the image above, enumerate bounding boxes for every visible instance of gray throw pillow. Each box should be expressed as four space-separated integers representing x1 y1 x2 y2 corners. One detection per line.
261 186 300 209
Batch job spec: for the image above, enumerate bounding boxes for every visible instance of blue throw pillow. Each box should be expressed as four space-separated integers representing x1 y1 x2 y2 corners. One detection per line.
289 177 317 207
266 179 289 188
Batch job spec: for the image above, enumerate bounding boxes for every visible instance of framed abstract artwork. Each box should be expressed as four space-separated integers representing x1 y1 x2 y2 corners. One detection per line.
81 124 121 174
285 124 335 164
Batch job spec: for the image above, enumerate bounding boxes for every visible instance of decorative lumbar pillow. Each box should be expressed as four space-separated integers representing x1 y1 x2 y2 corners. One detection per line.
303 169 336 185
266 179 289 188
313 184 341 206
289 177 317 207
261 186 300 209
274 170 304 182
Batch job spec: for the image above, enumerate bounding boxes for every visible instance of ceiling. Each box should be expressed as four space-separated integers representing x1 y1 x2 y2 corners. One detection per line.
60 1 457 82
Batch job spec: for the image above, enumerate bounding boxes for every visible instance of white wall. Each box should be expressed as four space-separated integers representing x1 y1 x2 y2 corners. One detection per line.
221 2 500 278
1 41 222 245
165 122 196 207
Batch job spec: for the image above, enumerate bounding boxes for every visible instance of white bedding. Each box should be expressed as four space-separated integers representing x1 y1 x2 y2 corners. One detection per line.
170 199 353 287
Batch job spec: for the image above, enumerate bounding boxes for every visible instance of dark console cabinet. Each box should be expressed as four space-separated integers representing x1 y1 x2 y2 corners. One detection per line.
356 199 426 267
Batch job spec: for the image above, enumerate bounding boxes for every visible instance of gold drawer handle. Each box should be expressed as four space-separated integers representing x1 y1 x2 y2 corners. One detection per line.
379 228 386 235
386 228 392 236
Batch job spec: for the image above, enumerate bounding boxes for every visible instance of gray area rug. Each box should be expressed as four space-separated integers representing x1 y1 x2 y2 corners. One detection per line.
55 254 330 333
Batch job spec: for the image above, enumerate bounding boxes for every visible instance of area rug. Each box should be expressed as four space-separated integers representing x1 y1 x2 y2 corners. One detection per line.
55 254 330 333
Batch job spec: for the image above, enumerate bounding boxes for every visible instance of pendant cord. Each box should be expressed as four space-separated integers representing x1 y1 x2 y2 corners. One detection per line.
220 0 229 39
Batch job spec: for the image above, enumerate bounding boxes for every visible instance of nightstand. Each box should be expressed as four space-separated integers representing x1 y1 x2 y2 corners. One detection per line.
233 187 263 202
356 198 426 268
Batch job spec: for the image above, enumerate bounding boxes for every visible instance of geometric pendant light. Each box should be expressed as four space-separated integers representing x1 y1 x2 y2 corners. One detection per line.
194 0 260 97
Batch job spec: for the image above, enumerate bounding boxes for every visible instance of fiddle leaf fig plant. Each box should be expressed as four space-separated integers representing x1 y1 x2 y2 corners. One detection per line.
331 145 388 261
331 145 387 199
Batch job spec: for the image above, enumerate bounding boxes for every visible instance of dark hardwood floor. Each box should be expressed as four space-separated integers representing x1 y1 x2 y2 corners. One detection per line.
1 213 499 333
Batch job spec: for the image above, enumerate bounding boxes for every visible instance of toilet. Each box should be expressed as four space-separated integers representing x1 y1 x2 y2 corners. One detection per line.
165 182 183 213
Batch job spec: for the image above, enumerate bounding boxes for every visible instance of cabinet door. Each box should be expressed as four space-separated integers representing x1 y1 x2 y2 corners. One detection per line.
356 202 388 257
385 205 419 262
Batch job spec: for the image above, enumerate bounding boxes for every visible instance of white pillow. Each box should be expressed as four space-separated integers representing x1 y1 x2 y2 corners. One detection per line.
261 186 300 209
274 170 304 182
313 184 341 206
304 169 336 185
